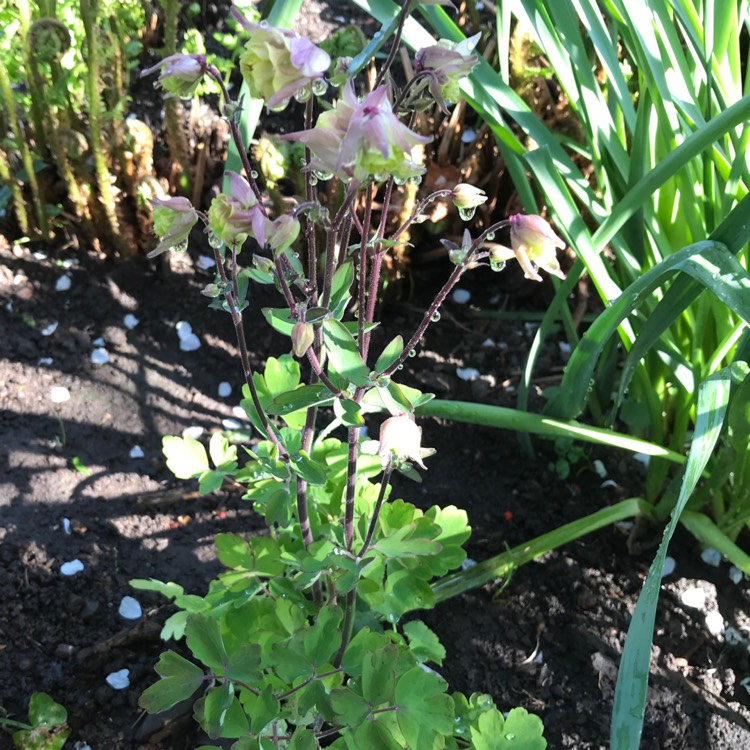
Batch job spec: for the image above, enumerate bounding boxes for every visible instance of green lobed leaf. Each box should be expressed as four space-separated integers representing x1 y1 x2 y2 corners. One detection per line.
375 335 404 373
334 397 365 427
244 684 279 735
26 693 67 728
321 319 371 386
471 707 547 750
288 727 318 750
162 435 209 479
209 433 238 471
186 614 228 671
403 621 446 665
330 688 372 727
139 651 204 714
304 606 343 666
395 667 454 749
362 644 398 706
216 533 251 569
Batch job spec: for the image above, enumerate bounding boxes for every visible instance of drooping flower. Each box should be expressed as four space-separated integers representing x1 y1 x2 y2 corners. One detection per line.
264 214 301 254
414 33 480 103
489 214 566 281
141 54 207 99
452 183 487 211
283 82 432 183
148 197 199 258
378 414 427 470
235 13 330 109
207 172 265 248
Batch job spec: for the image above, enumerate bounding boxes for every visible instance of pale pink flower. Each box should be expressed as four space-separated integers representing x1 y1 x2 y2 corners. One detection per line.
207 172 265 247
490 214 566 281
141 54 206 99
378 415 427 470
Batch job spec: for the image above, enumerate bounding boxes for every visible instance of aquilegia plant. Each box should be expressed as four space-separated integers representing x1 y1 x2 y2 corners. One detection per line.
136 5 562 748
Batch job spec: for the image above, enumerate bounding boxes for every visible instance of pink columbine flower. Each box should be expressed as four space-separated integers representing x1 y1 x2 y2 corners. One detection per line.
283 82 432 183
148 197 199 258
414 33 480 103
234 13 330 109
206 172 265 248
378 415 427 470
452 183 487 210
141 54 207 99
489 214 566 281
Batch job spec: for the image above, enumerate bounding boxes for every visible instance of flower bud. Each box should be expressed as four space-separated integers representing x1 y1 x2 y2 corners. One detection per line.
265 215 301 254
148 197 199 258
291 321 315 357
378 415 427 470
414 34 480 103
141 54 206 99
452 183 487 210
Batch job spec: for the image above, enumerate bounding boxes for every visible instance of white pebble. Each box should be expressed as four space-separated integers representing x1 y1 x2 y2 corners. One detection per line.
179 333 201 351
38 357 54 366
73 743 92 750
460 129 476 143
661 556 676 577
91 348 109 365
601 479 620 489
55 274 72 292
196 255 216 270
123 314 140 330
461 558 477 571
456 367 480 381
452 289 471 304
92 337 106 347
118 596 142 620
50 386 70 403
61 258 78 268
633 453 651 467
729 566 743 584
680 586 706 610
176 320 193 338
705 611 725 636
700 547 722 567
182 426 205 440
222 418 242 430
558 341 572 356
40 322 58 336
593 459 607 478
232 405 246 419
62 518 71 535
60 559 84 576
481 338 495 348
218 382 232 398
105 669 130 690
129 445 144 459
32 251 47 260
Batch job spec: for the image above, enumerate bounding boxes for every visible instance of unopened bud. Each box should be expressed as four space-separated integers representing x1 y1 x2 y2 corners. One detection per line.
291 321 315 358
452 183 487 211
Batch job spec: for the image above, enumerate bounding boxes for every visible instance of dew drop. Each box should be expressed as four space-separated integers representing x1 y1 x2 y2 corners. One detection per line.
313 170 334 181
458 207 476 221
393 175 408 186
490 259 506 272
311 78 328 96
449 248 466 266
207 231 223 249
294 85 312 103
486 231 495 240
430 310 441 322
408 349 416 358
308 175 318 186
270 98 290 112
259 19 269 27
505 734 516 741
409 175 422 186
250 169 259 179
174 240 189 253
397 364 404 370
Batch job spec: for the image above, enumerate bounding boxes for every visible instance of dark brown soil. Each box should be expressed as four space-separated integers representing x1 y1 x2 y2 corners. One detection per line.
2 235 750 750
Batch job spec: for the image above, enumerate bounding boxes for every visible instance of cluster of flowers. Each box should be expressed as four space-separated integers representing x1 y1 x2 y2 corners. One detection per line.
143 13 568 467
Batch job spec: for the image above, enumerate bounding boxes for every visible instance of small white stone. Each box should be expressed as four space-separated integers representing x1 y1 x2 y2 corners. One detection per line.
661 556 676 577
182 426 205 440
196 255 216 270
13 273 28 285
729 566 743 584
456 367 480 381
222 418 242 430
62 517 71 535
38 357 54 366
129 445 144 459
179 333 201 351
680 586 706 610
601 479 620 489
123 314 140 330
61 559 84 576
461 129 476 143
633 453 650 467
558 341 572 356
497 341 509 351
61 258 78 268
91 348 109 365
452 289 471 304
741 676 750 695
232 405 246 419
105 669 130 690
701 547 722 567
55 274 72 292
705 611 725 636
593 459 607 478
40 322 58 336
92 337 106 347
176 320 193 338
118 596 142 620
218 382 232 398
533 650 544 665
481 338 495 348
50 386 71 403
73 742 91 750
32 251 47 260
461 558 477 571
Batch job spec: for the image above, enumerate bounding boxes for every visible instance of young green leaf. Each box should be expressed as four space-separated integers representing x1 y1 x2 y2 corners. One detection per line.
395 667 454 750
322 319 371 386
403 621 446 665
162 435 209 479
139 651 204 714
27 692 68 728
185 614 228 671
375 335 404 373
